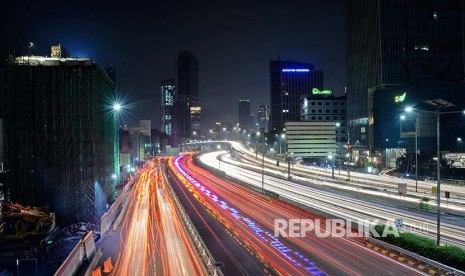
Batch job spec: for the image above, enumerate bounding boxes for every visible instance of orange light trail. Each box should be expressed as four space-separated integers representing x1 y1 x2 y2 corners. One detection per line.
112 159 205 275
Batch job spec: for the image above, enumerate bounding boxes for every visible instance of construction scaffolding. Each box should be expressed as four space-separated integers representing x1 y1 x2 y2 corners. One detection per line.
1 56 117 226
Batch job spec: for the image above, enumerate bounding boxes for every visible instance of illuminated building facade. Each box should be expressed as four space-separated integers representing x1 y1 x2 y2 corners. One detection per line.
301 92 347 145
256 105 270 132
269 60 324 130
160 79 176 135
190 106 201 137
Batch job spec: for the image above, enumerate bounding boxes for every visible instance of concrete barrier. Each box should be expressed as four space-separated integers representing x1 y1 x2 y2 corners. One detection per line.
84 248 102 276
54 239 85 276
166 166 224 276
100 179 134 235
54 231 96 276
83 231 96 259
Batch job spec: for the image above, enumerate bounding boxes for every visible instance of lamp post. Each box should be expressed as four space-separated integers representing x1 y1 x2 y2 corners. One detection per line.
112 102 123 198
335 122 341 171
405 99 465 245
328 154 334 178
400 114 418 192
255 131 260 159
280 133 285 155
261 143 265 192
287 152 294 180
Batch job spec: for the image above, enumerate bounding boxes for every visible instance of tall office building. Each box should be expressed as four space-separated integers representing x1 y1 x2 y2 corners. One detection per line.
190 106 201 136
256 105 270 132
160 79 176 135
173 51 199 139
269 60 324 130
346 0 465 151
0 46 117 225
238 98 251 130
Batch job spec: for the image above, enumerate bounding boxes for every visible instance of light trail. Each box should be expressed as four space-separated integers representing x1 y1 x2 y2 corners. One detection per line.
201 151 465 247
112 160 205 275
230 141 465 204
170 154 423 275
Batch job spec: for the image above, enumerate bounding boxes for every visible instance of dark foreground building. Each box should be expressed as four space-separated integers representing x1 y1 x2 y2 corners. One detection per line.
0 51 118 225
346 0 465 166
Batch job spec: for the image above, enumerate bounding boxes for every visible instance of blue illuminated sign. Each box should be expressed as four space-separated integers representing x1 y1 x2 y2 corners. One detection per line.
282 68 310 72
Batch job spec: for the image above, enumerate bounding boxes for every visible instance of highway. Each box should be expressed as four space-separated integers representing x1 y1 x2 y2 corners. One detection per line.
113 160 206 275
171 154 424 275
227 141 465 212
199 151 465 247
167 159 273 275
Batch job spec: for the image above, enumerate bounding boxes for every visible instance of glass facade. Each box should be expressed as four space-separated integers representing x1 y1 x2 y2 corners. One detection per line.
346 0 465 149
160 79 175 135
238 98 251 130
174 51 199 138
269 61 324 130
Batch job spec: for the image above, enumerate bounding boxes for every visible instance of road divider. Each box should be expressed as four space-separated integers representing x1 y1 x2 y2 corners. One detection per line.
100 178 134 235
166 161 224 276
54 231 96 276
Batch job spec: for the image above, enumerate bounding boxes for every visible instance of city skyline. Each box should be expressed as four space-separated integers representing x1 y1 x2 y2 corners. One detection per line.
0 0 345 128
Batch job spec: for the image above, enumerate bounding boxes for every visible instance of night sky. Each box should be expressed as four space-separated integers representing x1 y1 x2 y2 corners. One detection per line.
1 0 345 129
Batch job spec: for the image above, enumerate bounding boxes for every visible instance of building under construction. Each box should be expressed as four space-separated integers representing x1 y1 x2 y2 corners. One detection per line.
0 46 118 225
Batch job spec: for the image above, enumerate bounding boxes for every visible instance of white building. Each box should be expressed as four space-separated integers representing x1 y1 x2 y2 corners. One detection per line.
285 121 337 160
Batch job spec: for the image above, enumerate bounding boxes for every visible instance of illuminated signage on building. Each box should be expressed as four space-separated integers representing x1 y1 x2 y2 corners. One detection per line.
282 68 310 72
312 88 333 95
395 92 406 103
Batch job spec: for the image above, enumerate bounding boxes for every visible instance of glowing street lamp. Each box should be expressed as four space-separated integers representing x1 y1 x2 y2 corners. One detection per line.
113 103 122 112
328 154 334 178
400 114 418 192
405 100 465 245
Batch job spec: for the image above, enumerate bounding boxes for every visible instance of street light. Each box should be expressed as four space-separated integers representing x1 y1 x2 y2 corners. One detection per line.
406 99 465 245
113 103 122 112
328 154 334 178
400 114 418 192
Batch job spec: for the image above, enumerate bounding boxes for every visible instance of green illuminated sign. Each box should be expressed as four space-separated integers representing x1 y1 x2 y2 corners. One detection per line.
395 92 406 103
312 88 333 95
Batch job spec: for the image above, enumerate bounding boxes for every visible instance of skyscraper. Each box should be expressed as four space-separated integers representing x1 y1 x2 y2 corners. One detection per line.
269 60 324 130
238 98 251 131
256 105 270 132
173 51 199 138
0 46 117 224
160 79 175 135
346 0 465 150
190 106 201 136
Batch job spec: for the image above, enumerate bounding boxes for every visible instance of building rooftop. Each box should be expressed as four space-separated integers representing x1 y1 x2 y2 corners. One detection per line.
14 56 93 66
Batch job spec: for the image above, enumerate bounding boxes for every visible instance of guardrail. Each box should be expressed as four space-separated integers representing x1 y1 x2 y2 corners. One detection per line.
367 237 465 275
100 178 134 235
54 231 96 276
166 164 224 276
